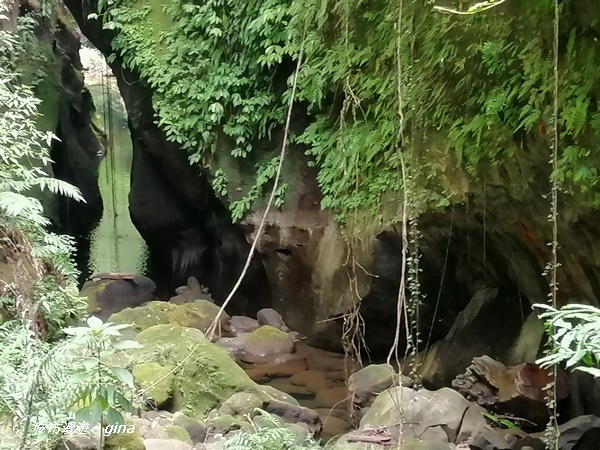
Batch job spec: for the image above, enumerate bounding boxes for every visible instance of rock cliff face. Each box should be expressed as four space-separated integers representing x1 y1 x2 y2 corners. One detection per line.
63 0 274 317
60 0 600 417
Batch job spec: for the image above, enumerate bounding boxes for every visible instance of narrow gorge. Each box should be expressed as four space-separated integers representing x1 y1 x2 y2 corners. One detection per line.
2 0 600 449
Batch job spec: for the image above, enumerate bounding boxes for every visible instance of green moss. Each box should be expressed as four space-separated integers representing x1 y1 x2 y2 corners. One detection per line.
108 300 222 332
165 425 193 445
104 425 144 450
120 325 263 417
132 362 173 405
245 325 289 344
80 280 112 314
207 413 249 434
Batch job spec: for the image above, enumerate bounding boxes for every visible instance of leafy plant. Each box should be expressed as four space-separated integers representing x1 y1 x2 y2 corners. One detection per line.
534 303 600 377
481 411 518 429
225 408 322 450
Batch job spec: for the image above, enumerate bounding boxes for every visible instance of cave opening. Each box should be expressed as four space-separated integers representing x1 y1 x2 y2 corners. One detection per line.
49 21 274 319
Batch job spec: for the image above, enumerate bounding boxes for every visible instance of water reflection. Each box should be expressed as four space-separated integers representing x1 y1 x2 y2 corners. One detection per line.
82 46 147 275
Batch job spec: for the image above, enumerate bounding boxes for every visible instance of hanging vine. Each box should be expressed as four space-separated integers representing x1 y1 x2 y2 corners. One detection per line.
542 0 561 446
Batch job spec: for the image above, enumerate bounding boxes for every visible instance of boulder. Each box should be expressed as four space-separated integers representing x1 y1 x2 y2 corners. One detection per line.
133 362 174 406
256 308 290 332
348 363 408 407
80 276 156 320
106 324 286 418
219 392 263 417
452 355 569 427
241 325 295 361
361 386 487 445
263 400 323 434
108 300 229 334
215 334 250 352
172 412 207 445
226 316 260 335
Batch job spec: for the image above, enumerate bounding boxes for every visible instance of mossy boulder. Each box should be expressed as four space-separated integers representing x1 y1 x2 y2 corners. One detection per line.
165 425 193 445
206 413 251 435
104 425 144 450
108 300 228 333
80 277 156 320
242 325 295 359
172 412 206 444
219 392 262 417
132 362 174 406
108 324 271 418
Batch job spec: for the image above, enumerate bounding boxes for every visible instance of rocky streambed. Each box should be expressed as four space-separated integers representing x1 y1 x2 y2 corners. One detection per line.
68 275 600 450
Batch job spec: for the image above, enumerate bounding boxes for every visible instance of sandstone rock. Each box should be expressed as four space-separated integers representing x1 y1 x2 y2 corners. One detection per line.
143 439 193 450
256 308 289 332
226 316 260 335
108 300 229 334
133 362 174 406
241 325 295 360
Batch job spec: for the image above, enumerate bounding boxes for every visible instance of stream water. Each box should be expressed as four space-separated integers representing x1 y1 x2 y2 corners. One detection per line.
80 47 148 275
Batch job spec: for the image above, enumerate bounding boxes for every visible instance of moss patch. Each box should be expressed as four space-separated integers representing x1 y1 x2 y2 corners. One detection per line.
132 362 173 406
166 425 193 445
108 300 225 332
245 325 289 344
109 324 274 418
104 425 144 450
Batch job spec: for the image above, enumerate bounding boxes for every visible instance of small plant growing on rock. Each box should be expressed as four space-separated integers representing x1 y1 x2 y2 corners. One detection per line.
62 316 143 445
225 408 322 450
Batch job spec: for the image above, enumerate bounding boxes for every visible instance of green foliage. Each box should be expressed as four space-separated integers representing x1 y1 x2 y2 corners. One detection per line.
0 317 143 449
534 303 600 377
225 408 321 450
0 12 122 449
0 20 86 333
481 412 518 429
97 0 600 226
62 317 143 433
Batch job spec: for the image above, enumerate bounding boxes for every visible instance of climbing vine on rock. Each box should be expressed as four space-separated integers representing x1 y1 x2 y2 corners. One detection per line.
93 0 600 228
